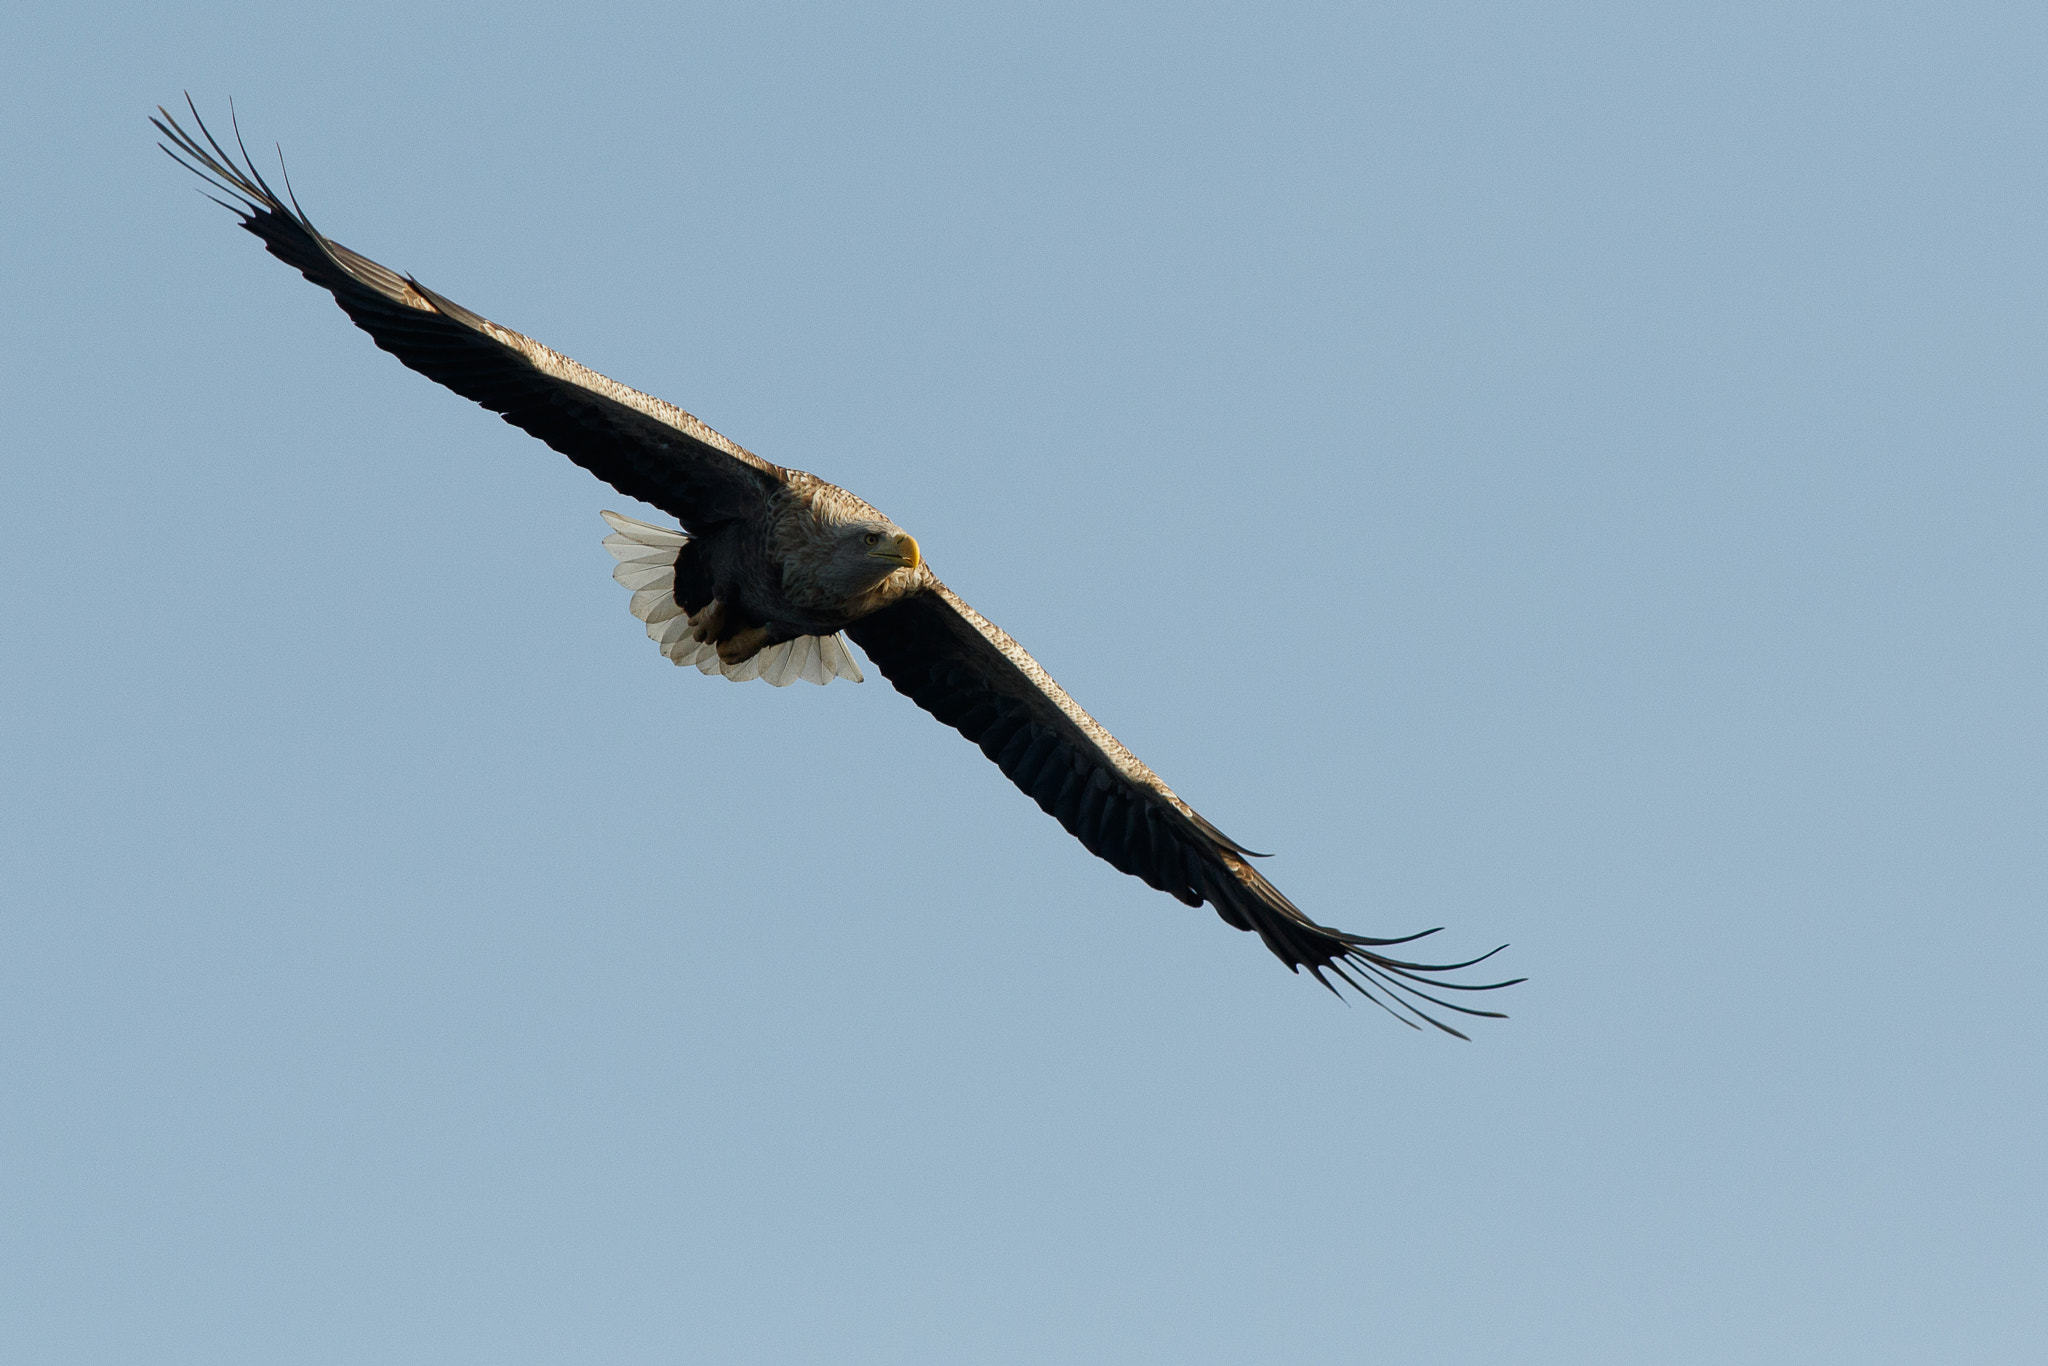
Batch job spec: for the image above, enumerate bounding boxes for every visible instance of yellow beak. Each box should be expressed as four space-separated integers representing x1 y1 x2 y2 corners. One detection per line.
869 533 921 570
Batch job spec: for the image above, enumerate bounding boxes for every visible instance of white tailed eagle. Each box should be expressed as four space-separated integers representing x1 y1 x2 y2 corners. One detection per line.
157 100 1520 1034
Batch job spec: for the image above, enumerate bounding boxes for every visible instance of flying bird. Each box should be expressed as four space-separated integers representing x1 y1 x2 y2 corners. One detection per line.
156 100 1521 1034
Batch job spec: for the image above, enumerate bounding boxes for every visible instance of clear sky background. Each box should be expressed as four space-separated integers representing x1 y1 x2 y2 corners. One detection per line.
3 4 2043 1363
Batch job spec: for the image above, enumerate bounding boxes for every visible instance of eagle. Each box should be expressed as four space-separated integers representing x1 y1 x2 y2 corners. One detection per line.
156 100 1520 1035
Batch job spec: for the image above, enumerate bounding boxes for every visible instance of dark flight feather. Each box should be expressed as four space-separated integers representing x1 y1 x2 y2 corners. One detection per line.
154 97 782 534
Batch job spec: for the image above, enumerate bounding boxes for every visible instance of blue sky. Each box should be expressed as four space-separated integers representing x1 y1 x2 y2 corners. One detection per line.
3 4 2044 1362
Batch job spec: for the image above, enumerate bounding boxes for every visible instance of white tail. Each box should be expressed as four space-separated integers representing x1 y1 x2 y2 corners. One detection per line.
598 511 863 686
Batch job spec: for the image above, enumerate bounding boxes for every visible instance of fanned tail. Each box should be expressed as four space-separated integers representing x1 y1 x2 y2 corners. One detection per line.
598 511 862 686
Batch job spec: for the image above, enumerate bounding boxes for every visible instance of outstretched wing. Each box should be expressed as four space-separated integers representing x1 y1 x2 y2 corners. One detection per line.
155 99 784 532
846 581 1522 1036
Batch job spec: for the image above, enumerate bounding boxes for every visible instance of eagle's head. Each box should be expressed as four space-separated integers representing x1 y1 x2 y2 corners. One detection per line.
781 481 926 608
828 520 921 597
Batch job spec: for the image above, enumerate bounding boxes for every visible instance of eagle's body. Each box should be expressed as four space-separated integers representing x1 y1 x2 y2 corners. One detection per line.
157 101 1518 1033
638 472 926 677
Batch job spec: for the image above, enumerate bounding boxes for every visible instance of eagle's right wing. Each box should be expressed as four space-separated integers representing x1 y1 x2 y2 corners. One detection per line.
846 579 1521 1034
156 100 784 531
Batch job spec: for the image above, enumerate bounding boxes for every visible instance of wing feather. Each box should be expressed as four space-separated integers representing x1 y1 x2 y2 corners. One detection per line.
846 581 1522 1034
155 100 782 533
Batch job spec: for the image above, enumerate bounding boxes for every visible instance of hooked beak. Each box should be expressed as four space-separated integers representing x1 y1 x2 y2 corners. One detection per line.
867 532 922 570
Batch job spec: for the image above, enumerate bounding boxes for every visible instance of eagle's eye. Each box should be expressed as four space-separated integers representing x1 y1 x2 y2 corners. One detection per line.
862 532 881 546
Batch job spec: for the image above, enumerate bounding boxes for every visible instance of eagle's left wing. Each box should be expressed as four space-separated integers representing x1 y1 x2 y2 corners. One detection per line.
845 580 1521 1034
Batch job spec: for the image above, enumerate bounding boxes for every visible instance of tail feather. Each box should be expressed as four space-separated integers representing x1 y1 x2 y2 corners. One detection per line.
597 511 862 686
